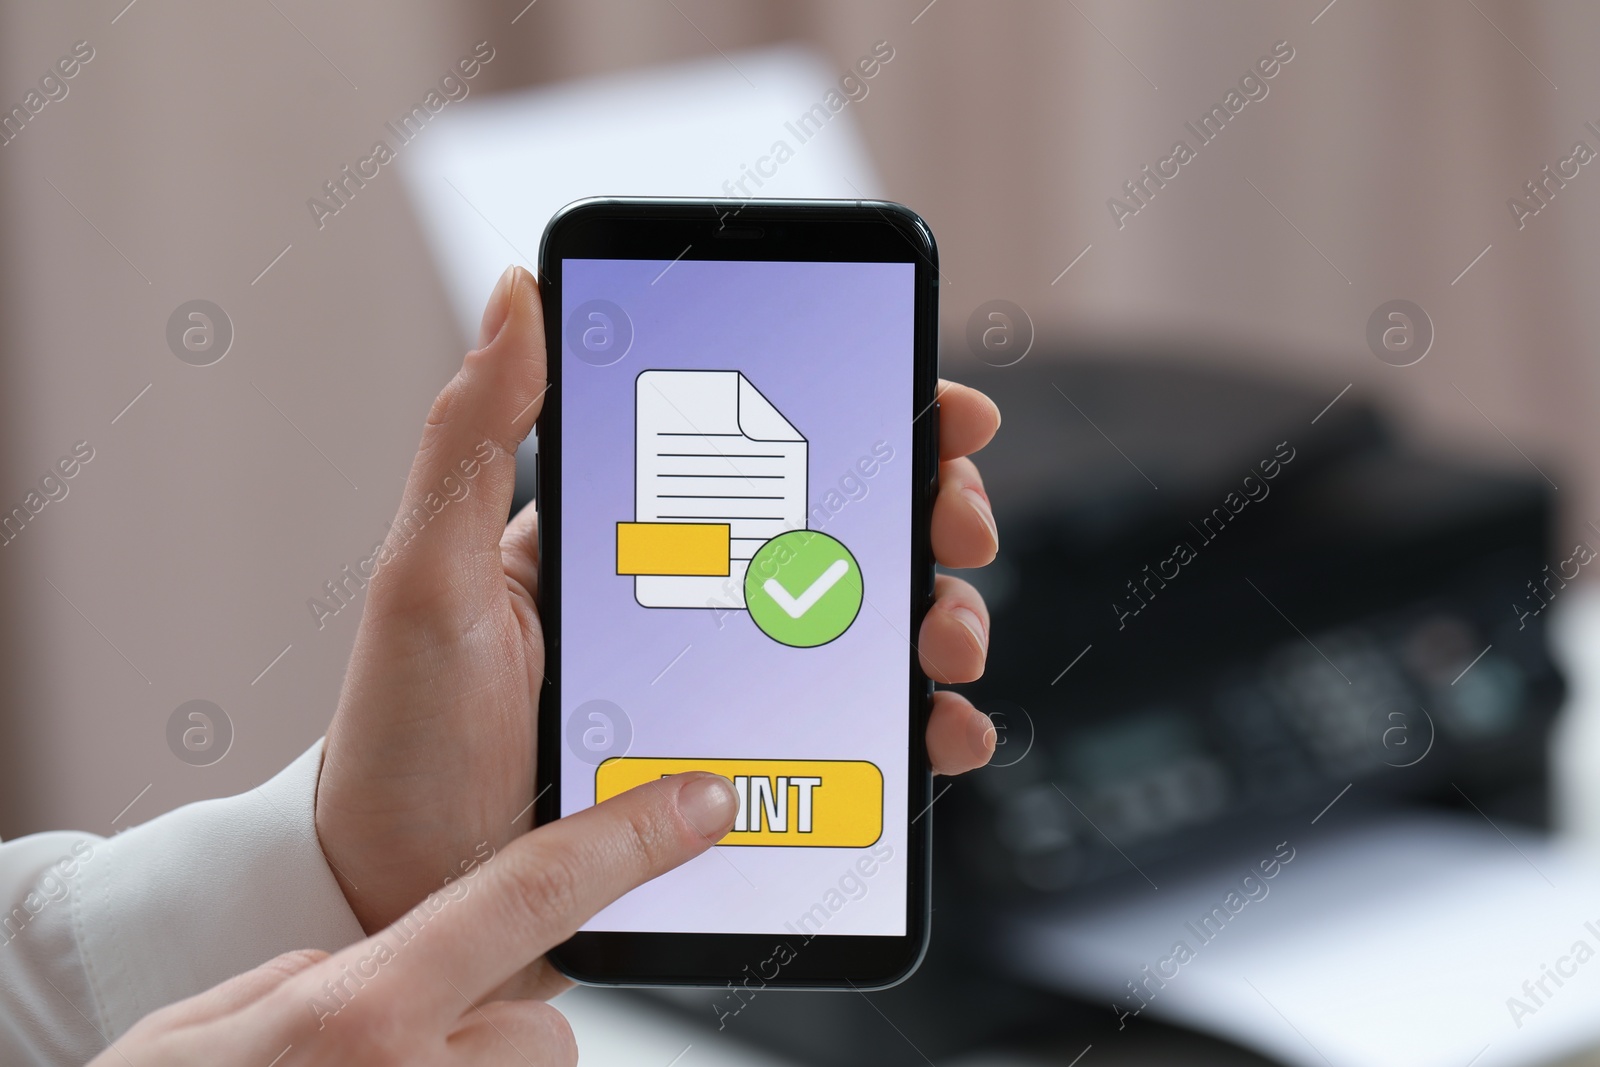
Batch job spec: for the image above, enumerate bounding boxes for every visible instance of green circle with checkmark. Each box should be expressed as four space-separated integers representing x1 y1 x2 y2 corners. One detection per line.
745 531 863 648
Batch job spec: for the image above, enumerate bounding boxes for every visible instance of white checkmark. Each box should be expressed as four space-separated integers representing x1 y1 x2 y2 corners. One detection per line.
763 559 850 619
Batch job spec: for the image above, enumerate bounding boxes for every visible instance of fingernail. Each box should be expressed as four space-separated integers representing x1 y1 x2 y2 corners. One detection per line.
477 265 517 348
968 708 997 762
961 486 999 552
676 773 739 839
949 606 987 652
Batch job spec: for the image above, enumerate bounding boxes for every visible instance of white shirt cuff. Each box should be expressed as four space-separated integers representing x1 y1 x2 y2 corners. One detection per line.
0 739 370 1065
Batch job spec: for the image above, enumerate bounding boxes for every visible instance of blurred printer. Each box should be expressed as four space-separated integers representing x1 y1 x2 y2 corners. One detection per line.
944 352 1564 901
639 351 1566 1067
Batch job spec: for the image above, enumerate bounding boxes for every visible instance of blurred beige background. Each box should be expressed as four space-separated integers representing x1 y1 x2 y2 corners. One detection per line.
1 0 1596 836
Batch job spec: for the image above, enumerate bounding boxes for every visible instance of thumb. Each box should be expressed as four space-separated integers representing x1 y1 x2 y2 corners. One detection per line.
373 265 547 606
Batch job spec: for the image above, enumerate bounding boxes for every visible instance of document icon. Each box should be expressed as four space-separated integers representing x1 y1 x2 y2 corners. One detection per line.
616 370 807 609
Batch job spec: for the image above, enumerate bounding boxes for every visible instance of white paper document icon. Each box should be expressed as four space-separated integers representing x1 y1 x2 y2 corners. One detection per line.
627 370 807 609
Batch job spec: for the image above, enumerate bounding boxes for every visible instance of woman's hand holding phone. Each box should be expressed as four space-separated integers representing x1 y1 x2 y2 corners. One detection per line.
312 263 1002 993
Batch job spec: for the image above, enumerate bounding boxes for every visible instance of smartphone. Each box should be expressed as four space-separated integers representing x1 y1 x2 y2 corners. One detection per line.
534 197 939 989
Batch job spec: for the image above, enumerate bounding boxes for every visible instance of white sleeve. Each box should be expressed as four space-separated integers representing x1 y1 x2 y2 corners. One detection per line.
0 740 367 1066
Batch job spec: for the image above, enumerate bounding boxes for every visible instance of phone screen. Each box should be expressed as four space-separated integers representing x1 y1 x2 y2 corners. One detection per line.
556 256 917 937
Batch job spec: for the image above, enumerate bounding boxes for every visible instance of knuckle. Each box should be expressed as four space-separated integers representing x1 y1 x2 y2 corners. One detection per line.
506 851 585 937
616 789 679 870
310 997 401 1059
425 371 470 429
273 957 412 1058
264 947 328 976
496 801 674 945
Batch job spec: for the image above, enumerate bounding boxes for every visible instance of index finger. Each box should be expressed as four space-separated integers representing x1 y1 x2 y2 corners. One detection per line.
351 772 737 1018
937 379 1001 460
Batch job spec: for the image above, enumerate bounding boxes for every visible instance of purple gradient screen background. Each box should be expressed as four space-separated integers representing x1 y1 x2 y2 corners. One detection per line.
559 258 915 935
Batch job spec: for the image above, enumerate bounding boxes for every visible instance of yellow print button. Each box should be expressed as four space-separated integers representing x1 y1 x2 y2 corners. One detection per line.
594 758 883 847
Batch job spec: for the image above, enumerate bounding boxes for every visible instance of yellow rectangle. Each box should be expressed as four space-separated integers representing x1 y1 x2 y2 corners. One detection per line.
595 758 883 848
615 522 730 577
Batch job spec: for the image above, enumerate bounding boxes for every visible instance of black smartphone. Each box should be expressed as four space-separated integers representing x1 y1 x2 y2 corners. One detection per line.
534 197 940 989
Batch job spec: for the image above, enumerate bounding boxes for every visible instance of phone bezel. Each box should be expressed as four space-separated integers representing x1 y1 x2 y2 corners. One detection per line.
534 197 940 989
